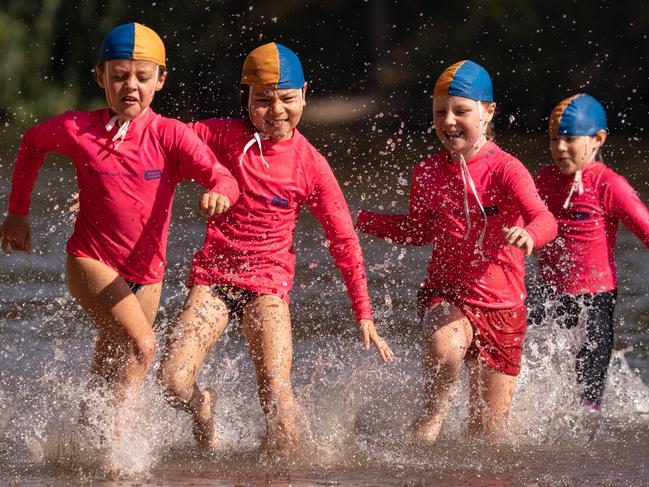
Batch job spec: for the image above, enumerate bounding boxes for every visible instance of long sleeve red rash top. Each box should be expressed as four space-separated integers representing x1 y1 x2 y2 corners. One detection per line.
8 108 239 284
536 162 649 294
356 142 557 309
187 119 373 321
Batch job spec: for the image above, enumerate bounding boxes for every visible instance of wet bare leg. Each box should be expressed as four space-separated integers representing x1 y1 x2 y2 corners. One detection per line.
467 360 517 436
67 256 160 405
412 302 473 444
242 295 299 451
158 285 229 450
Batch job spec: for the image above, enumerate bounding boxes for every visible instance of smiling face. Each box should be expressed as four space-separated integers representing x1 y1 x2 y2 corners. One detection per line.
96 59 166 120
550 131 607 175
433 95 495 160
247 85 307 141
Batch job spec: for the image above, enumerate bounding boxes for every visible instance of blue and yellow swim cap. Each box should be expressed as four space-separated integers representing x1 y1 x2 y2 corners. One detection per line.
549 94 607 137
434 60 493 102
241 42 305 89
99 22 166 68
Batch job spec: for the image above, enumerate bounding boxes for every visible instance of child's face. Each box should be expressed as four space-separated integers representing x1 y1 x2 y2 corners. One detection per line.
248 85 307 141
550 132 606 175
433 95 495 155
97 60 166 120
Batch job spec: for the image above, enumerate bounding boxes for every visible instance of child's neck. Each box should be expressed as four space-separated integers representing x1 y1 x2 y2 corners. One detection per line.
450 137 488 163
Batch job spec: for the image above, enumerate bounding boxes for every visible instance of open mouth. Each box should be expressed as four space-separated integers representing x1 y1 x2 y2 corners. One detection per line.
121 96 138 105
444 131 464 140
266 119 288 128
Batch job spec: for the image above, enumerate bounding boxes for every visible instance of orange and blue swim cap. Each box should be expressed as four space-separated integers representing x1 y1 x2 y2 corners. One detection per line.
434 60 493 102
98 22 166 68
549 94 607 137
241 42 305 89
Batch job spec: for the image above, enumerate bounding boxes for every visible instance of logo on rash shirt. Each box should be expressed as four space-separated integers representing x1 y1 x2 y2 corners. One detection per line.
144 169 163 180
89 168 137 178
569 211 592 220
271 195 289 208
484 205 499 216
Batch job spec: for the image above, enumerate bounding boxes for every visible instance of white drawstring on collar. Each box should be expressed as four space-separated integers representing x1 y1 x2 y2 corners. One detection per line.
106 115 130 150
562 169 584 209
239 131 270 169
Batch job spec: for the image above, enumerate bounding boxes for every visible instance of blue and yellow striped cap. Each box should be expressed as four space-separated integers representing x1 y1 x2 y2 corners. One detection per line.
549 94 607 137
99 22 166 68
241 42 305 89
434 60 493 102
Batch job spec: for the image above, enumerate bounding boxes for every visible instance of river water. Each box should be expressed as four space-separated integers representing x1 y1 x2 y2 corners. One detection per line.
0 123 648 485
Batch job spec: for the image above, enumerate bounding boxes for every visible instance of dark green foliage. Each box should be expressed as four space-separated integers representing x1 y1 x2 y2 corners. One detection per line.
0 0 647 131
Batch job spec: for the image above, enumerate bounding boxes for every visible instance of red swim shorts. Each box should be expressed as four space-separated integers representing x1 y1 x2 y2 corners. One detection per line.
417 287 527 376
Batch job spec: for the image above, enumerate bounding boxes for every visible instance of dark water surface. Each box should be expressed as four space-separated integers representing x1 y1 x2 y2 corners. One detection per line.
1 123 648 485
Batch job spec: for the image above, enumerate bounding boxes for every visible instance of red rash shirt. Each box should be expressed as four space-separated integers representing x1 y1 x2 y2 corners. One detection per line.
8 108 239 284
188 118 373 321
536 162 649 294
356 141 557 309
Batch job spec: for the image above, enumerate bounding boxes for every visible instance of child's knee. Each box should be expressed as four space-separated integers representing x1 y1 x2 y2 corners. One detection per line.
158 362 193 403
135 332 157 369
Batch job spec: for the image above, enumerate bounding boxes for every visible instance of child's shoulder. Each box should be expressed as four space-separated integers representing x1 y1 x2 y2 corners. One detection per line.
535 163 559 180
594 163 633 191
192 117 247 131
42 108 105 130
292 129 328 165
417 150 450 170
189 118 256 147
486 142 523 167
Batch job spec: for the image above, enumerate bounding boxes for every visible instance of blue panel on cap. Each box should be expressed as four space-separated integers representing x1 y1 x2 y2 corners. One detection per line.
275 43 305 89
558 94 607 136
99 23 136 63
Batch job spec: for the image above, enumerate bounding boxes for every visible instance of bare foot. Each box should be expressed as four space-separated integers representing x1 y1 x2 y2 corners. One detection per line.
410 415 444 445
192 388 217 450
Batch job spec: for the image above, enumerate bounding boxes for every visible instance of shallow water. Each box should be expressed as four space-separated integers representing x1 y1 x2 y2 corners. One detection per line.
0 126 648 485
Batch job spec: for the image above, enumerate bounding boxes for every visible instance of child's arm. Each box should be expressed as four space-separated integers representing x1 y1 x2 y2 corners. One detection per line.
308 159 393 362
501 159 558 252
170 122 239 213
355 163 435 246
0 214 32 254
1 112 79 254
605 173 649 248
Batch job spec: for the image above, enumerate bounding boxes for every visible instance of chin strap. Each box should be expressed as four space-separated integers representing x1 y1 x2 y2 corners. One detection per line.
239 131 270 169
103 65 159 150
456 101 487 246
562 137 596 209
459 152 487 246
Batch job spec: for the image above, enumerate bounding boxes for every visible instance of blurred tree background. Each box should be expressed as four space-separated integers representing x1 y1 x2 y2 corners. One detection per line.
0 0 647 134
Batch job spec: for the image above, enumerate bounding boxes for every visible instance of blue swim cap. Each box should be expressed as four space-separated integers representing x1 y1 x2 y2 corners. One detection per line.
549 94 607 137
434 60 494 102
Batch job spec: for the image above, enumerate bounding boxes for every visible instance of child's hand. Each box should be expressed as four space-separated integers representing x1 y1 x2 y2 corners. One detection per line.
358 319 394 363
349 208 360 227
502 226 534 256
0 214 33 254
68 192 80 215
199 192 231 217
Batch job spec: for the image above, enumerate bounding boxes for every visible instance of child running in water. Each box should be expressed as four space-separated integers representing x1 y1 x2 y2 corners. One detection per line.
0 23 238 429
158 42 394 451
355 60 557 441
531 94 649 410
